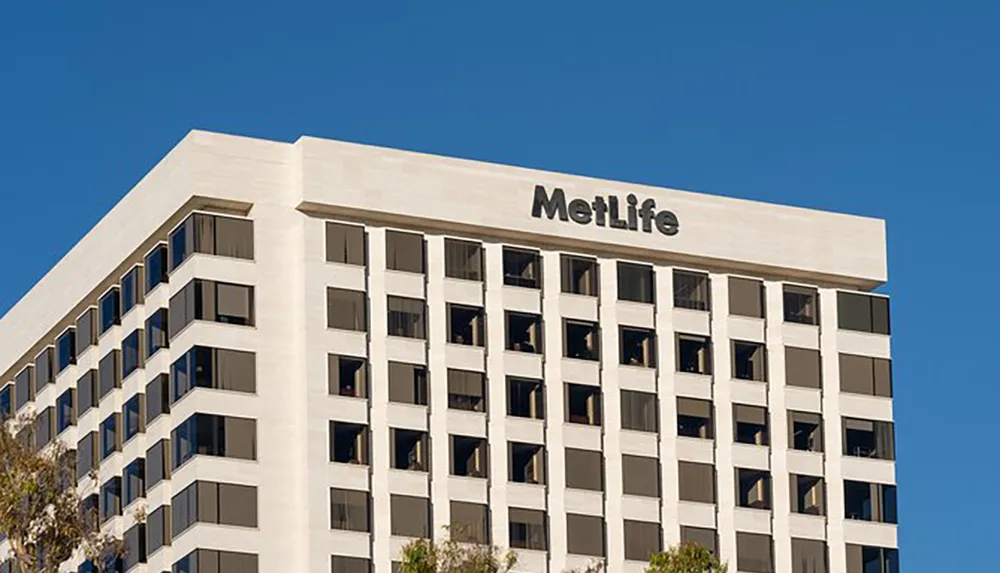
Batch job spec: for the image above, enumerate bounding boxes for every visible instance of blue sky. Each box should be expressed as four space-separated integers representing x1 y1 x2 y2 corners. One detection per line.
1 2 996 570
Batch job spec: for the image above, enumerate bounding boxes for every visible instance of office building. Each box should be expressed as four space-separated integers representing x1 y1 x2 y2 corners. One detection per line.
0 131 898 573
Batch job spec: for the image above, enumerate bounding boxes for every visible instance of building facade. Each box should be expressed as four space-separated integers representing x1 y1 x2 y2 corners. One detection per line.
0 131 898 573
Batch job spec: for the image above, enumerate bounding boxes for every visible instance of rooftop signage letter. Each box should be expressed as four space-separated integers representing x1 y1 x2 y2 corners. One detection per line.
530 185 679 236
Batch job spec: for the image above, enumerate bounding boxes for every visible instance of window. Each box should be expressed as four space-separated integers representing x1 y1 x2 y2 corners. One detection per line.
561 255 598 296
509 442 545 484
0 385 9 420
330 488 371 532
77 307 97 355
737 532 774 573
681 527 718 556
100 413 121 460
448 369 485 412
791 475 826 516
843 418 895 460
124 458 146 507
845 481 897 524
172 481 258 536
679 462 716 504
14 366 33 411
171 346 256 403
444 239 483 281
146 374 170 425
121 265 144 316
329 354 367 398
506 312 542 353
98 350 121 400
791 539 828 573
448 304 485 346
621 390 658 432
171 413 256 469
733 341 767 381
35 347 54 392
325 222 366 266
387 296 426 339
677 397 714 439
169 213 254 271
618 262 655 303
737 469 772 510
122 329 144 379
565 383 601 426
100 477 122 523
145 244 169 294
620 326 656 367
57 328 76 374
789 411 824 453
565 448 603 491
34 407 54 452
624 520 661 561
503 247 541 288
147 505 171 555
146 309 169 359
784 285 819 325
564 319 599 360
622 455 659 498
388 362 428 405
845 545 899 573
329 421 369 465
566 514 605 557
391 428 428 471
450 435 488 478
729 277 764 318
172 549 259 573
507 377 544 419
734 405 769 446
391 495 430 538
77 432 98 480
76 369 97 418
838 292 890 335
327 288 367 331
786 347 822 389
677 334 711 374
450 502 489 544
169 279 255 337
56 389 75 433
147 439 171 489
99 287 121 335
509 508 547 550
123 523 147 571
331 556 371 573
674 270 710 311
123 395 145 443
839 353 892 397
386 230 424 273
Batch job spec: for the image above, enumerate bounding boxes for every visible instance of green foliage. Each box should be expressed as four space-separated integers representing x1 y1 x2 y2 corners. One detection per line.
399 526 517 573
0 413 128 573
646 542 728 573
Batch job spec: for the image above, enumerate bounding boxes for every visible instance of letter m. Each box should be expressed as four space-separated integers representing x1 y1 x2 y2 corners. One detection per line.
531 185 568 221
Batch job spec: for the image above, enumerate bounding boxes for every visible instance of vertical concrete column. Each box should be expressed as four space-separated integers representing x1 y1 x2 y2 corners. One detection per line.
484 243 510 547
765 280 792 573
541 249 567 573
366 227 393 570
425 235 452 539
654 266 681 546
598 258 624 567
709 274 737 566
819 288 846 573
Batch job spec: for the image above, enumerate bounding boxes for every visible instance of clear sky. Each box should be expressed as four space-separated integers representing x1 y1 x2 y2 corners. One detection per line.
1 2 996 570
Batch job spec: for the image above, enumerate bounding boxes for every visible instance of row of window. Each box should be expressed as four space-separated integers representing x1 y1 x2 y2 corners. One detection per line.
0 211 253 419
325 221 891 334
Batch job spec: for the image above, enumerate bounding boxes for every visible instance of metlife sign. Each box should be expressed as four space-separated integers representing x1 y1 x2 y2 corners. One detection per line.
530 185 680 236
